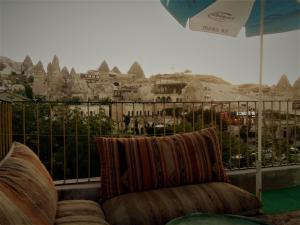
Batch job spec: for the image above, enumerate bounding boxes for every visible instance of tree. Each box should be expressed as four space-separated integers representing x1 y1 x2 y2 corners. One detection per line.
12 102 115 180
24 84 33 99
123 114 131 133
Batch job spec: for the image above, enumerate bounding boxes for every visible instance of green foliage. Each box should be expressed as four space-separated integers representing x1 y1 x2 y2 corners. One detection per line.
24 84 33 99
12 102 114 180
100 97 112 103
28 76 34 83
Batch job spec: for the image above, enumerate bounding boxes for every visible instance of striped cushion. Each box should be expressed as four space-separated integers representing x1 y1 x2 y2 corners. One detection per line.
55 200 109 225
96 128 228 201
0 142 58 225
102 182 261 225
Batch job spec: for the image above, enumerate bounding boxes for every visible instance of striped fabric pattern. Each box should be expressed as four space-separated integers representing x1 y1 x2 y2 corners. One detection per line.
55 200 110 225
96 127 228 201
0 142 58 225
102 182 261 225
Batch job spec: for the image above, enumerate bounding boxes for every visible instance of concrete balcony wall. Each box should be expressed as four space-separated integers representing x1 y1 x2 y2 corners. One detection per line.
56 165 300 201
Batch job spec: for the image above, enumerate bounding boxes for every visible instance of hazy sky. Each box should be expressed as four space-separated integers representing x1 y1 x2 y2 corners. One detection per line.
0 0 299 85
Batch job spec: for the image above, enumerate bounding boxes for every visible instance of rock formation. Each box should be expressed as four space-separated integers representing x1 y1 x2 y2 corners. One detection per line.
1 55 299 103
21 55 34 73
0 56 21 72
70 68 77 78
0 56 20 75
274 74 292 92
47 63 53 76
45 55 65 100
182 82 205 101
69 67 88 99
34 61 46 76
61 67 73 98
21 55 34 76
293 77 300 99
111 66 121 74
51 55 61 75
32 61 47 96
61 66 70 77
127 62 145 79
98 60 110 73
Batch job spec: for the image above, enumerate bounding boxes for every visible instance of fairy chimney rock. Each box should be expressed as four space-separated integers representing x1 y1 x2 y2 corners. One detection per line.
22 55 34 71
293 77 300 98
111 66 121 74
61 66 70 77
275 74 292 92
34 61 46 76
51 55 61 74
70 68 77 76
47 63 53 75
127 61 145 79
98 60 110 73
293 77 300 89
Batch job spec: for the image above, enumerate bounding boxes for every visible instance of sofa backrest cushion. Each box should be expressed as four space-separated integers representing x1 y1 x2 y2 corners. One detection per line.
96 127 228 202
0 142 58 225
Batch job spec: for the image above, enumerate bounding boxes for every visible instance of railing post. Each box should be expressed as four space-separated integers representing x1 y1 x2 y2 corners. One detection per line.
87 101 91 181
0 100 13 160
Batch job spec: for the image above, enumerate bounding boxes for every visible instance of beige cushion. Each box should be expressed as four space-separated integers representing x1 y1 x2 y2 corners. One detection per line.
55 200 109 225
0 142 58 225
102 182 261 225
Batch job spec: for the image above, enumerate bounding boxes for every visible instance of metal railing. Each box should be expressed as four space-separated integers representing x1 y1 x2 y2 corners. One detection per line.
1 100 300 184
0 100 13 160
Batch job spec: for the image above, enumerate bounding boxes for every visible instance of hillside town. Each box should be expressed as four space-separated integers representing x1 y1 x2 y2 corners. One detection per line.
1 55 299 103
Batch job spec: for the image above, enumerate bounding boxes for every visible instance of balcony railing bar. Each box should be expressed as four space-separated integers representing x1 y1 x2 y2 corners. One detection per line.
238 101 241 169
75 110 79 182
50 104 53 177
286 101 289 163
1 100 299 184
63 105 67 183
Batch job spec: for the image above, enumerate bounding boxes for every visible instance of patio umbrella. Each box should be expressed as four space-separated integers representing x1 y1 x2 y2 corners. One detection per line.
160 0 300 200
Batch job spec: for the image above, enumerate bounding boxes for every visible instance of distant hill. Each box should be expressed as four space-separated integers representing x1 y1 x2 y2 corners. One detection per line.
1 55 299 102
152 73 231 85
274 74 293 92
0 56 21 75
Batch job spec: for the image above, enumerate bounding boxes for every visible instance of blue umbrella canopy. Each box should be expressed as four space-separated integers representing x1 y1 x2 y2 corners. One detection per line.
160 0 300 200
160 0 300 37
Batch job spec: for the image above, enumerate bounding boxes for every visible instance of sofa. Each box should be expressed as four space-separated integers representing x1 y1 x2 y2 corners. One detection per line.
0 142 109 225
95 127 261 225
0 127 261 225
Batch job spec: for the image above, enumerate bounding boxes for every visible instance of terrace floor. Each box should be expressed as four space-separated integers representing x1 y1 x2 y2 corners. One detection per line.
256 185 300 225
258 210 300 225
55 179 300 225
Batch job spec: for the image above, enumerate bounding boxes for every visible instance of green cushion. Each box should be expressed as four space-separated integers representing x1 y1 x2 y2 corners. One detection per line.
166 213 271 225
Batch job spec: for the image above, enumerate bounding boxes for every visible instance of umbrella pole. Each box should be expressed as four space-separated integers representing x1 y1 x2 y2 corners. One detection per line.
256 0 265 201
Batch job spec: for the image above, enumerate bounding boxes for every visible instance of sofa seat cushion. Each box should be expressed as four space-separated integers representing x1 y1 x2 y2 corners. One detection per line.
102 182 261 225
96 128 228 201
55 200 109 225
0 142 58 225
